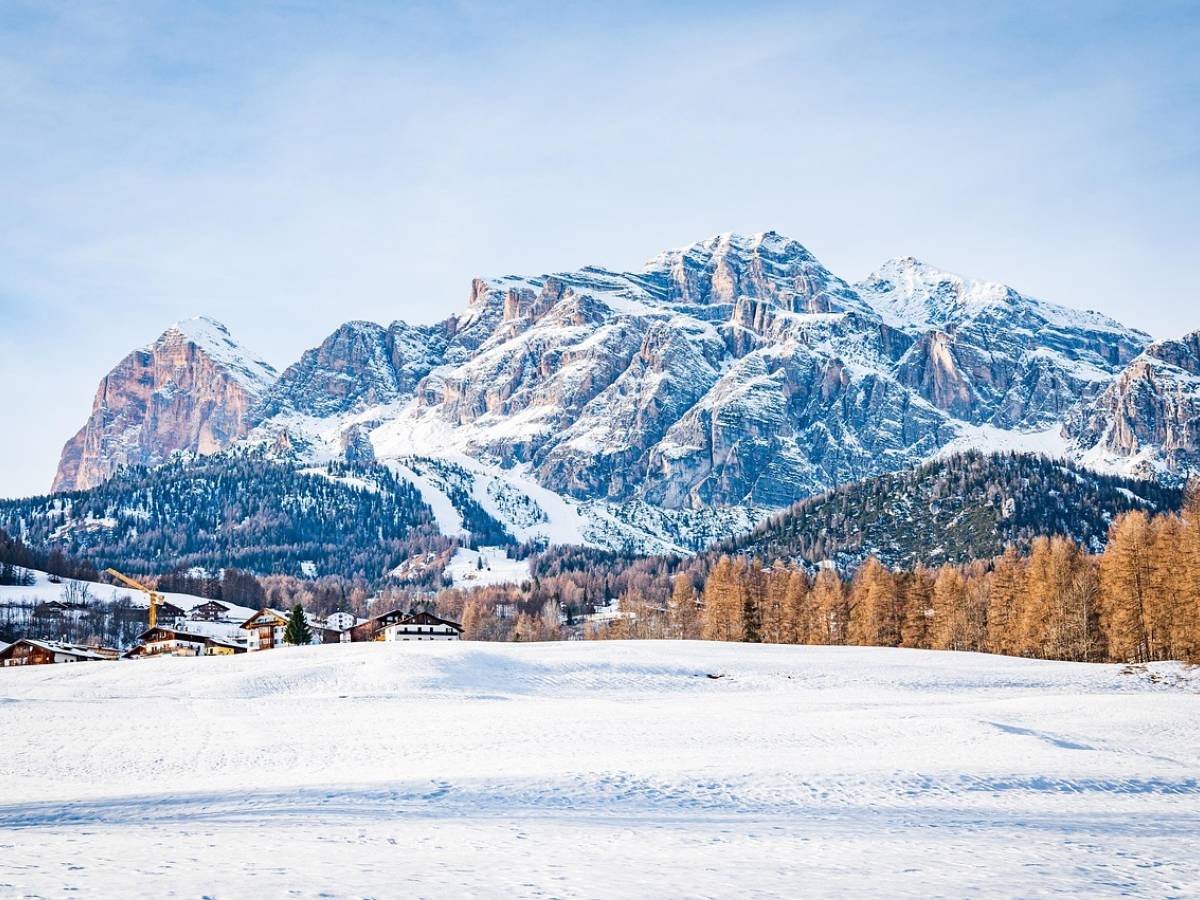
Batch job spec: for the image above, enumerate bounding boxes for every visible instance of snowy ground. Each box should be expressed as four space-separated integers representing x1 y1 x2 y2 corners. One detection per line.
0 642 1197 898
443 545 531 588
0 569 215 612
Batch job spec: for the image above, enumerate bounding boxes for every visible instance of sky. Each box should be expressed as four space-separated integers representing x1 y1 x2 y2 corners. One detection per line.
1 0 1197 498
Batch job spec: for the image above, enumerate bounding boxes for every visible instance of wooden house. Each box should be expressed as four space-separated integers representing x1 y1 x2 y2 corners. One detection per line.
381 610 462 641
31 600 87 618
350 609 462 642
156 600 187 623
0 639 113 667
125 626 248 658
240 609 289 651
239 608 331 650
188 599 234 622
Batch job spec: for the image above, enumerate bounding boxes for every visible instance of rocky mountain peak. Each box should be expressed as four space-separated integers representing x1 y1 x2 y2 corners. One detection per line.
162 316 278 391
48 231 1196 554
51 318 278 493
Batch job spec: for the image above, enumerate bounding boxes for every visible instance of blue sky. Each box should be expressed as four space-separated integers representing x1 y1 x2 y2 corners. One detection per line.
1 1 1197 497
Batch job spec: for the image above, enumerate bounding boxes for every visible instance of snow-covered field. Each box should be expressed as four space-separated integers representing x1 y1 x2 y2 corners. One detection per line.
1 642 1197 898
443 545 531 588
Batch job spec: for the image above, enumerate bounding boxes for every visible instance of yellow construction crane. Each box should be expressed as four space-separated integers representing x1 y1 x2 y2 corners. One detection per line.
105 568 166 629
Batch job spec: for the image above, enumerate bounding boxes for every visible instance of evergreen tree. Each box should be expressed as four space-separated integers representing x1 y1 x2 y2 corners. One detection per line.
283 603 313 646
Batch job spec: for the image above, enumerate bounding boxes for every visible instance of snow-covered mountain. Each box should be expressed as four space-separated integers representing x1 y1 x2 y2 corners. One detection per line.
1066 330 1200 477
48 232 1195 552
53 317 277 492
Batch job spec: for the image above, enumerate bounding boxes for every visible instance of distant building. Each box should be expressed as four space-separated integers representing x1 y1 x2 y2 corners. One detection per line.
325 611 357 633
240 609 289 651
239 608 333 650
188 600 235 622
124 626 247 658
0 639 115 666
350 609 463 642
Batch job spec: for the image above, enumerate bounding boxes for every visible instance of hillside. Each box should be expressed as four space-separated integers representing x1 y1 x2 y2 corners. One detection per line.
2 451 446 582
719 451 1182 569
1 642 1196 896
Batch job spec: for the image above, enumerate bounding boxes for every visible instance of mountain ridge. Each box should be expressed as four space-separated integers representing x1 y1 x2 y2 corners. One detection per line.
48 230 1198 553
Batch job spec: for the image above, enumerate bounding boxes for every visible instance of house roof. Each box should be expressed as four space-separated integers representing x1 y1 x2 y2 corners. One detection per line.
1 638 111 661
239 608 289 629
135 626 212 644
370 608 463 631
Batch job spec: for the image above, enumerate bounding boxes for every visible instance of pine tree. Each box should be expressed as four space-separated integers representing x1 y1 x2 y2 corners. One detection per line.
283 603 313 646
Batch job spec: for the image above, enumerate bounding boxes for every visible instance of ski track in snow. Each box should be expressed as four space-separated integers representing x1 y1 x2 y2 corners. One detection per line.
0 642 1197 898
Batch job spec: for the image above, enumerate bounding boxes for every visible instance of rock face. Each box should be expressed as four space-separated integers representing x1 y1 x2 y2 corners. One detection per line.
1065 330 1200 475
863 257 1148 429
51 232 1195 549
52 318 277 492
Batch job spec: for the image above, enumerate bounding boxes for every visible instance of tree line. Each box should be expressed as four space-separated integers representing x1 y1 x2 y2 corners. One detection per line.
435 494 1200 664
595 500 1200 664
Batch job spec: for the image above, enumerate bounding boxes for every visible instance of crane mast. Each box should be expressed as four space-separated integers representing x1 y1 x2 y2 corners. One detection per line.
105 568 166 629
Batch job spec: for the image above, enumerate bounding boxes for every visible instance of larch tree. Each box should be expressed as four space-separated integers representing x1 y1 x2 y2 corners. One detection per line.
985 546 1024 657
1099 511 1154 662
899 565 934 650
668 573 700 640
782 568 811 645
809 568 848 645
930 565 968 651
847 558 900 647
758 564 791 644
702 556 745 642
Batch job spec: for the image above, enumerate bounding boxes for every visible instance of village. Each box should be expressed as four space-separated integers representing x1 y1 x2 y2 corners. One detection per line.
0 573 463 667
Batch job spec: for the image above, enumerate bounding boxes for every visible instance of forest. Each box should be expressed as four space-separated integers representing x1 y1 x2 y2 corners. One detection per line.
434 490 1200 665
0 452 461 584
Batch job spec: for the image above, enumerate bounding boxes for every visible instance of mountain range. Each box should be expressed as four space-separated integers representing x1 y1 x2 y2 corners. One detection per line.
44 231 1200 556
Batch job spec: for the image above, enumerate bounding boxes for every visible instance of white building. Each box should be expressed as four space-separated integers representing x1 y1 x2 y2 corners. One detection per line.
379 611 463 642
325 611 357 632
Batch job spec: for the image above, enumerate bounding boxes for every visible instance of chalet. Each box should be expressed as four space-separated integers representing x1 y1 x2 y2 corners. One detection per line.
188 599 234 622
239 608 332 650
156 600 188 622
0 639 114 667
350 609 462 642
382 610 462 641
240 609 289 651
125 626 248 658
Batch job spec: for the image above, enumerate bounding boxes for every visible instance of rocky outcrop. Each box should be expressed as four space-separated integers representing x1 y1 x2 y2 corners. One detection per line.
52 318 276 492
1065 330 1200 474
861 257 1149 429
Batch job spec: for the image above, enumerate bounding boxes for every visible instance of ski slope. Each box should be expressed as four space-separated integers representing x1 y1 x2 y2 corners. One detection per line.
0 642 1197 897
